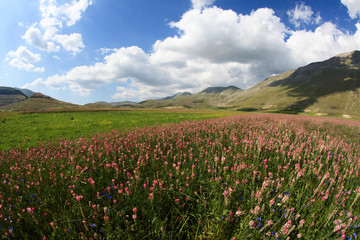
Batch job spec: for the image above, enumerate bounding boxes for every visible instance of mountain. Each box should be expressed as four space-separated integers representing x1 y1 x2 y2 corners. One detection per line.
198 85 240 94
83 101 137 109
0 87 28 108
163 92 192 100
134 51 360 117
0 90 78 111
1 51 359 116
137 86 242 109
230 50 360 116
110 101 137 107
15 88 36 97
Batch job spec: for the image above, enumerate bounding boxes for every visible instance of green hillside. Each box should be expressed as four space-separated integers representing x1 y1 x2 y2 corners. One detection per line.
0 87 27 108
2 93 78 111
230 51 360 117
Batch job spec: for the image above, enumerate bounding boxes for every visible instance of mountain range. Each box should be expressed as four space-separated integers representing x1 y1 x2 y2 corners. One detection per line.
1 50 360 117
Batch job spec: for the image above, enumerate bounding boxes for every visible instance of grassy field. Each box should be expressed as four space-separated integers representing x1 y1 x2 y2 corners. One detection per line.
0 113 359 239
0 110 235 150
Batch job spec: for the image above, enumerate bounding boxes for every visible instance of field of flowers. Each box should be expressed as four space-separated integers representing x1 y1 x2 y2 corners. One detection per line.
0 110 233 150
0 113 359 239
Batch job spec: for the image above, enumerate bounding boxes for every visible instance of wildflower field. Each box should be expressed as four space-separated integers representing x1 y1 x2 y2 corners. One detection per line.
0 113 360 239
0 110 232 150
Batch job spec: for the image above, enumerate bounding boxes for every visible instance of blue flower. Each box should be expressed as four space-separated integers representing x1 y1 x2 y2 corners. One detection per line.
92 223 97 227
257 218 261 221
353 233 357 237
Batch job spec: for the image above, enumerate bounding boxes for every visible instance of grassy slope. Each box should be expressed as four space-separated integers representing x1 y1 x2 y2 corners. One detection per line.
138 88 241 110
2 96 78 111
228 53 360 117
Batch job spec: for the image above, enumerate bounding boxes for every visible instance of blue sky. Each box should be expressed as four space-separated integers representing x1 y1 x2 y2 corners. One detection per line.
1 0 360 104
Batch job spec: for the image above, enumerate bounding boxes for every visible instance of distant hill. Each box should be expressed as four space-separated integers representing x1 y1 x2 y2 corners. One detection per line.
109 101 137 107
198 86 240 94
163 92 192 100
136 86 242 109
133 51 360 117
2 51 360 117
83 101 137 109
0 89 78 111
0 87 28 108
230 50 360 116
15 88 35 97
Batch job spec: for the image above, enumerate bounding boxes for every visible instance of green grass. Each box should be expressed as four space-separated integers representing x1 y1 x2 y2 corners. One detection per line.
0 110 235 150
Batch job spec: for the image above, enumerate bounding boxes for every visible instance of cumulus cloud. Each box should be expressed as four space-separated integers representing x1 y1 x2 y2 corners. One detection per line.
37 0 91 54
16 0 90 56
8 59 45 73
39 0 92 28
22 78 46 89
6 46 41 63
6 46 45 73
341 0 360 19
287 3 321 28
53 33 85 55
28 3 360 100
23 27 60 52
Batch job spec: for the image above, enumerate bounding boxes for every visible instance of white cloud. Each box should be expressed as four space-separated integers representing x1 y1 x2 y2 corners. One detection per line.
341 0 360 19
15 0 91 56
191 0 215 10
27 3 360 100
53 33 85 55
112 86 140 100
286 22 360 64
23 27 60 52
39 0 92 28
23 78 46 89
9 59 45 73
96 47 116 55
6 46 41 63
287 3 321 28
6 46 45 73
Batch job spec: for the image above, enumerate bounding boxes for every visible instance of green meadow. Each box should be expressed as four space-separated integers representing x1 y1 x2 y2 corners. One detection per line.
0 110 235 150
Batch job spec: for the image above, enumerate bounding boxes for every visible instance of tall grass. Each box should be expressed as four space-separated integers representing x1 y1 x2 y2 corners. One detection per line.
0 113 359 239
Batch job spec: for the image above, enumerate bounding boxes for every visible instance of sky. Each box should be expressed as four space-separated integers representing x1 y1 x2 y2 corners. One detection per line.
1 0 360 105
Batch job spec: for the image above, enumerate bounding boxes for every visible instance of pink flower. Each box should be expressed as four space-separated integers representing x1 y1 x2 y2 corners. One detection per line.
132 207 137 213
249 220 255 228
